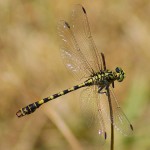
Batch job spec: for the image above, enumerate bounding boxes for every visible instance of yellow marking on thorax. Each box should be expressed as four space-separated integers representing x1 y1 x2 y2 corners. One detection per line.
92 77 96 82
98 74 101 78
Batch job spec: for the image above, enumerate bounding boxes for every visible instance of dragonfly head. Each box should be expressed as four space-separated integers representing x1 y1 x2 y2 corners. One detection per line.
115 67 125 82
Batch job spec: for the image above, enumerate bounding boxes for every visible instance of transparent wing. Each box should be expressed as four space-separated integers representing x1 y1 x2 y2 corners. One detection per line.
58 20 94 80
80 86 107 142
71 4 103 72
58 5 104 80
99 87 133 136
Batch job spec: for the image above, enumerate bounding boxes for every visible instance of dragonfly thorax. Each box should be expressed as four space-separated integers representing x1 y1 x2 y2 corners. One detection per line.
86 67 125 87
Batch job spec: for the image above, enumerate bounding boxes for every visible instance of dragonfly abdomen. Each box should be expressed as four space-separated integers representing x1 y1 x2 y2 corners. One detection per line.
16 82 88 117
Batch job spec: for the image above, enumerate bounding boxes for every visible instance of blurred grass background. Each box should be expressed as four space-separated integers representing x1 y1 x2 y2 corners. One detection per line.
0 0 150 150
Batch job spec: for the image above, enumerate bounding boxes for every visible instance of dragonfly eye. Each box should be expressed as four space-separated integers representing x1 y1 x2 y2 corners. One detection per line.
115 67 125 82
115 67 121 73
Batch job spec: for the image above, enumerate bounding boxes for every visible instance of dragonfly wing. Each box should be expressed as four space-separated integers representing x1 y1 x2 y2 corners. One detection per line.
80 86 107 142
71 4 103 72
99 87 133 136
58 20 94 80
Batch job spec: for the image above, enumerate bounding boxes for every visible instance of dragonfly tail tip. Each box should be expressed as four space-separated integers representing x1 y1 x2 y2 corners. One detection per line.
16 110 23 118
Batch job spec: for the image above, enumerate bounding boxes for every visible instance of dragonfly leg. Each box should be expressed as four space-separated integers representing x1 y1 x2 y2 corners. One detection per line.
98 86 105 93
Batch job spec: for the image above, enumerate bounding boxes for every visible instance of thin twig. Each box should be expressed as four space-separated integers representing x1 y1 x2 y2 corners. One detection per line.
106 87 114 150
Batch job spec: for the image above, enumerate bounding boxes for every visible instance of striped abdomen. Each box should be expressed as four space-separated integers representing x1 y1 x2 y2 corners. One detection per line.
16 81 92 117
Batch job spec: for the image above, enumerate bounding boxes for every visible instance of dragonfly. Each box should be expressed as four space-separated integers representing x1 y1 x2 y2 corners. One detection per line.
16 4 133 142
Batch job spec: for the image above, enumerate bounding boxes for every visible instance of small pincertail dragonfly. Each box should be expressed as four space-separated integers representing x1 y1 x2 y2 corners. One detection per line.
16 4 133 141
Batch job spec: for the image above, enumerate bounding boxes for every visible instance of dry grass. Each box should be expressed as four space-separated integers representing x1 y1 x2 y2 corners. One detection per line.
0 0 150 150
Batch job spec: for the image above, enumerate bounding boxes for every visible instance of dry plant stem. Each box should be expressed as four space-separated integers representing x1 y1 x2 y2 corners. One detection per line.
106 87 114 150
44 103 83 150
